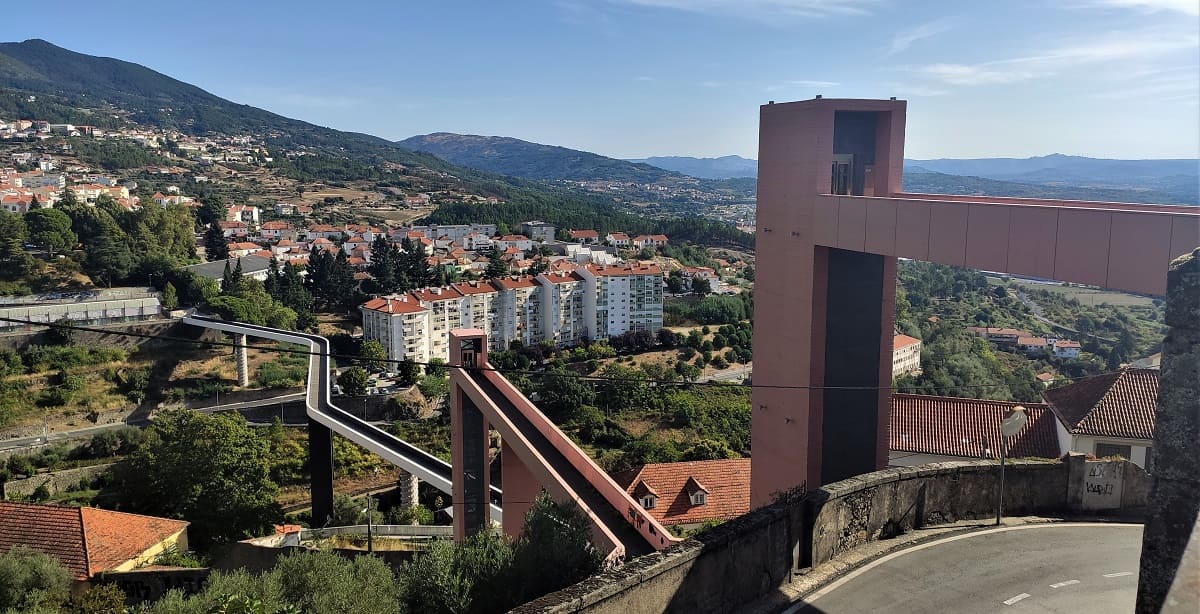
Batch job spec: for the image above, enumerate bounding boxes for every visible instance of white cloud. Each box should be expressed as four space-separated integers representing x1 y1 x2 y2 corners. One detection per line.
889 18 957 54
918 29 1199 86
635 76 655 81
611 0 878 20
1084 0 1199 15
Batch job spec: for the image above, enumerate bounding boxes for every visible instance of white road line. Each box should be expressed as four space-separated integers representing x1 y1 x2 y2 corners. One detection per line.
1004 593 1031 605
1050 580 1080 588
790 522 1142 610
1103 572 1134 578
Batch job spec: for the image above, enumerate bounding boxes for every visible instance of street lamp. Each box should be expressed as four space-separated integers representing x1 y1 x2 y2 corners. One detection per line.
997 405 1028 526
362 494 374 553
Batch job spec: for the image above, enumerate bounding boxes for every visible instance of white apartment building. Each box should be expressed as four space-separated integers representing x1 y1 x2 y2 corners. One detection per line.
360 295 432 363
361 266 664 362
538 271 586 347
892 334 922 378
577 263 664 340
519 220 556 243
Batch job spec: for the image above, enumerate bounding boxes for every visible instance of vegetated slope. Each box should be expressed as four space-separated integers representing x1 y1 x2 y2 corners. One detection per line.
629 155 758 179
399 133 680 182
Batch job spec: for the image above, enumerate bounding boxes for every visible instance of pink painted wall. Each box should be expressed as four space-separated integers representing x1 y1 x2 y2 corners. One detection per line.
752 96 1199 508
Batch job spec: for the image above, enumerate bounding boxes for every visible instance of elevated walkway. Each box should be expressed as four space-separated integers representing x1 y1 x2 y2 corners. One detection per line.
182 315 502 524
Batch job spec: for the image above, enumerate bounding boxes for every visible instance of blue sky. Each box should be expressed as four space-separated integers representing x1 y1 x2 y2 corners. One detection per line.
8 0 1199 159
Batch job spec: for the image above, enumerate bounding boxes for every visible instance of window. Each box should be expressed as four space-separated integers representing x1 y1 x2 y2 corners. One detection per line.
640 495 656 510
1095 443 1132 460
691 491 707 506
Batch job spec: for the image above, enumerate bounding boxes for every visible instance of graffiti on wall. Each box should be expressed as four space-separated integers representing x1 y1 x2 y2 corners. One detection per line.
1081 461 1123 510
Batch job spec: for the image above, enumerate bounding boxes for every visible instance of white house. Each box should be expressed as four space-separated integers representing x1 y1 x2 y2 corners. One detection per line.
1043 368 1158 469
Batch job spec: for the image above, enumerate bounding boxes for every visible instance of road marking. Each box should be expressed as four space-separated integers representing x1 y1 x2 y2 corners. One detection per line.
789 522 1142 610
1003 593 1031 605
1050 580 1080 588
1103 572 1134 578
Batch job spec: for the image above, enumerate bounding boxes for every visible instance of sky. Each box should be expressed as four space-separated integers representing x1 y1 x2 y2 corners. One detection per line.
6 0 1199 159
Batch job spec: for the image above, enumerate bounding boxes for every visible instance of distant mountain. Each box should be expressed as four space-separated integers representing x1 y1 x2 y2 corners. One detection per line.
398 133 680 183
0 39 444 168
906 154 1198 204
902 169 1193 206
629 155 758 179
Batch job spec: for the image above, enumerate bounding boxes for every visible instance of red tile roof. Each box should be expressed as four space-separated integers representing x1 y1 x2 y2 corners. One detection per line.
893 334 921 350
452 281 499 295
890 393 1060 459
1018 337 1048 346
541 271 582 284
1042 368 1157 440
612 458 750 526
409 286 463 302
587 263 662 276
493 275 538 290
0 502 187 580
361 296 428 314
569 229 599 239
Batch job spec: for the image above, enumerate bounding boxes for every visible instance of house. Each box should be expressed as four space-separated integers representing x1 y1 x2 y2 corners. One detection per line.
260 220 295 242
1036 372 1057 388
225 204 260 225
613 458 751 529
892 334 922 377
183 255 274 282
605 232 631 248
495 234 534 252
633 234 668 249
218 220 249 239
568 229 599 244
1016 336 1049 355
518 220 556 243
888 394 1061 466
305 224 343 241
964 327 1030 346
1042 368 1158 468
228 242 265 258
0 501 189 583
1053 339 1082 359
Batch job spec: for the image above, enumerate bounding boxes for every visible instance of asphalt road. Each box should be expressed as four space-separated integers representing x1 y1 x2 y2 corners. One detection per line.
789 524 1143 614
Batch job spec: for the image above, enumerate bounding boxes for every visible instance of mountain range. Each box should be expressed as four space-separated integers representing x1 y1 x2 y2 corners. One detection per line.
626 155 758 180
398 133 680 183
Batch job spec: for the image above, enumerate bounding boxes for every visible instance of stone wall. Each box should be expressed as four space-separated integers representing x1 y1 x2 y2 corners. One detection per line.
1 462 115 498
517 458 1149 614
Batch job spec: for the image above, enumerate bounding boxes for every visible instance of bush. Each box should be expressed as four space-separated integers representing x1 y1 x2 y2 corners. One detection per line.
70 583 127 614
0 546 72 612
389 505 434 526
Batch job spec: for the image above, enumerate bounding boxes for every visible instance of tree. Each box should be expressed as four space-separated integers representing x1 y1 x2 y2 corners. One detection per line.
161 281 179 310
508 493 603 602
85 230 134 286
0 211 33 281
484 249 509 279
360 340 388 372
692 276 712 296
205 224 230 261
537 366 595 421
24 208 75 258
398 358 420 387
0 546 72 612
665 270 686 294
119 409 281 547
197 194 226 227
338 367 369 396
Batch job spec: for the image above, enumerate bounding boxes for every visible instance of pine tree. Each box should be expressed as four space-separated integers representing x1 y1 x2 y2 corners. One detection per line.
161 281 179 310
485 249 509 279
204 225 229 261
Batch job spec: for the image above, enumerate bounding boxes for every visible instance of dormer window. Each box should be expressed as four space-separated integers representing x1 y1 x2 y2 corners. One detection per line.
685 476 709 507
640 495 657 510
691 491 707 506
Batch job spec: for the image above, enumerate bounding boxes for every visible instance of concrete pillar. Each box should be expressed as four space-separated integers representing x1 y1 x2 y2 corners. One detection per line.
234 334 249 387
308 418 335 527
501 439 542 540
396 469 419 513
452 392 490 540
1136 247 1200 614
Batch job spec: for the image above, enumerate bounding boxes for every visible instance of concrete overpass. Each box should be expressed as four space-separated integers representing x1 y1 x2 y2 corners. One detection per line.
182 315 502 525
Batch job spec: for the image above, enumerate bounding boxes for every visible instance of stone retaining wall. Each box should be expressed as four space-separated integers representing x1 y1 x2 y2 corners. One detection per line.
1 462 116 498
516 457 1149 614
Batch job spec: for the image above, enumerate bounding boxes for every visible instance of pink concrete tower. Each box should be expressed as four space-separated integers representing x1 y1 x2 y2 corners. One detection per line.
750 98 1199 508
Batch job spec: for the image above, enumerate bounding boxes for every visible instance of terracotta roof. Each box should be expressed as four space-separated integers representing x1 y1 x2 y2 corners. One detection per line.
410 286 463 302
541 271 582 284
451 281 499 295
1054 340 1082 349
1018 337 1048 346
1042 368 1158 440
493 275 538 290
587 263 662 276
893 334 921 350
1036 372 1056 382
607 232 630 241
889 393 1060 459
569 229 599 238
361 295 428 314
0 502 187 580
612 458 751 526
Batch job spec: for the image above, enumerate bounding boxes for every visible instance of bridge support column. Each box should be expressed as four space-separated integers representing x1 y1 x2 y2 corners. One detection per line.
234 334 250 387
309 418 335 527
450 328 492 541
396 469 419 512
500 439 541 540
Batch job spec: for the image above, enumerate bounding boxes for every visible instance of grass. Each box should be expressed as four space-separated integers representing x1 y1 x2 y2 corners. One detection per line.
989 277 1155 308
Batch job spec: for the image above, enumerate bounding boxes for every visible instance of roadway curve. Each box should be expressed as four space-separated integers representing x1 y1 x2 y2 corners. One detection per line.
182 315 503 521
788 523 1142 614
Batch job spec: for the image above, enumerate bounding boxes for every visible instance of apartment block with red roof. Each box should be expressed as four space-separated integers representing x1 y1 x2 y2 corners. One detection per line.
360 294 432 363
0 502 189 584
537 271 587 347
1043 368 1158 468
892 334 922 377
577 263 664 340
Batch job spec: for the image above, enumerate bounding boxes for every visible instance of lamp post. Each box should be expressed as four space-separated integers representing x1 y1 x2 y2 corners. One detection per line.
362 494 374 553
997 405 1027 526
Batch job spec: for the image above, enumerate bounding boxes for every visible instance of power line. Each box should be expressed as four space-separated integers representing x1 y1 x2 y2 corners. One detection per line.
0 315 1120 394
